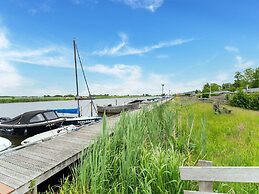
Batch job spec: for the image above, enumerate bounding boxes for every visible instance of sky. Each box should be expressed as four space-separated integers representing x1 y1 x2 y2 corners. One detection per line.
0 0 259 96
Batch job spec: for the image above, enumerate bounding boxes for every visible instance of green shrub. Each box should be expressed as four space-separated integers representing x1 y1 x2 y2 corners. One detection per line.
230 91 259 110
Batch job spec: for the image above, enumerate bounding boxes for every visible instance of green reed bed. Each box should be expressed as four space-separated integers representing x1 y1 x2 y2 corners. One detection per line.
47 101 259 194
47 102 196 194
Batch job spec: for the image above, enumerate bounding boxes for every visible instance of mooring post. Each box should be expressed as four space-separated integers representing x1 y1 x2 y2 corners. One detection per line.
197 160 213 192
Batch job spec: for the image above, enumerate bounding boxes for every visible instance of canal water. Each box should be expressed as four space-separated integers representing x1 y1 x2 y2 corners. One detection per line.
0 97 146 146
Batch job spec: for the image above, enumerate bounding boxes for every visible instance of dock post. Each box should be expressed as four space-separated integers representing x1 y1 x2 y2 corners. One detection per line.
197 160 213 192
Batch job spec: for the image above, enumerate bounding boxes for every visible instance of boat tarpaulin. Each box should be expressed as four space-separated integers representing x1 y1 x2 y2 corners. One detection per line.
52 108 80 114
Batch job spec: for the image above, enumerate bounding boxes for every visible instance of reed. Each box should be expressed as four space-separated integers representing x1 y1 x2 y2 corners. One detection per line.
46 102 195 193
46 100 259 193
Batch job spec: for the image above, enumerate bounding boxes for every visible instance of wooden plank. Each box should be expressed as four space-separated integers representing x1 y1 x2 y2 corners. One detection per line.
2 154 49 172
0 172 24 189
14 152 81 194
0 160 35 177
54 137 91 148
59 133 93 142
15 151 57 166
180 167 259 183
16 149 61 163
0 164 31 182
36 142 79 153
21 145 69 162
0 182 14 194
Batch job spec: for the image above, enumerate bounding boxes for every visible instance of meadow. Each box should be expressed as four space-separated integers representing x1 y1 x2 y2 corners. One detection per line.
47 99 259 194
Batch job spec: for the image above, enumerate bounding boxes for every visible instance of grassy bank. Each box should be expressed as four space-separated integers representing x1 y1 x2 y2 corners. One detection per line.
47 100 259 193
0 96 75 103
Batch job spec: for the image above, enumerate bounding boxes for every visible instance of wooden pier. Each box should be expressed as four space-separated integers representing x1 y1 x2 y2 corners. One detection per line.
0 114 120 194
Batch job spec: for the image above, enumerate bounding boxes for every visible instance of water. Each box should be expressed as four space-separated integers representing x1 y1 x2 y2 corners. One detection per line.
0 97 146 146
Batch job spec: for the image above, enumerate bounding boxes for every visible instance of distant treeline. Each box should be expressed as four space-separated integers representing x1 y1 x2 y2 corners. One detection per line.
0 94 150 103
201 67 259 97
0 96 75 103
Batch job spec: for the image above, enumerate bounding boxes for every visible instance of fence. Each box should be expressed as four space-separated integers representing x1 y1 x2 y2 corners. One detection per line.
180 160 259 194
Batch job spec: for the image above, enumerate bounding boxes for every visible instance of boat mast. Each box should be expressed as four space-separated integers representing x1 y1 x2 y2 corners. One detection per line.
73 39 80 117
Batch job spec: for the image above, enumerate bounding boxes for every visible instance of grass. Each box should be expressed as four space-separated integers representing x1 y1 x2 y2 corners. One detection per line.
46 99 259 194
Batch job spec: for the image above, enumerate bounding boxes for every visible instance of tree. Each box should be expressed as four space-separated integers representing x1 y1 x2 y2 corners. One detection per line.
210 83 221 92
252 67 259 88
222 83 234 91
243 68 254 88
234 71 245 88
202 83 210 93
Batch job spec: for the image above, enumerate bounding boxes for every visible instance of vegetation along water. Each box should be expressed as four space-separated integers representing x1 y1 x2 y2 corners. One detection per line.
46 99 259 194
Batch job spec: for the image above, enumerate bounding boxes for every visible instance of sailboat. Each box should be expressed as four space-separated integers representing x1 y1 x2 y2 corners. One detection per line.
52 40 101 126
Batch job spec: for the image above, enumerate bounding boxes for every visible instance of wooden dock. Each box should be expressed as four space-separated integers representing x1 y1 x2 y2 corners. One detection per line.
0 114 120 194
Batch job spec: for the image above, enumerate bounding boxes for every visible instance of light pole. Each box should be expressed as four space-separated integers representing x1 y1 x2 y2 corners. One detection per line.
209 83 211 98
161 84 164 96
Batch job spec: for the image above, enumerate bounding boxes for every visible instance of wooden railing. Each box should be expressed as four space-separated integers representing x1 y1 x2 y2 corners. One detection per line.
180 160 259 194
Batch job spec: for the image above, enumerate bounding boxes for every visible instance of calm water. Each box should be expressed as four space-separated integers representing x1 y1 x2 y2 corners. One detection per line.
0 97 147 146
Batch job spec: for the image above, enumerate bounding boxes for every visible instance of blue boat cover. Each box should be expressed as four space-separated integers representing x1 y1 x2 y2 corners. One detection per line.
51 108 80 114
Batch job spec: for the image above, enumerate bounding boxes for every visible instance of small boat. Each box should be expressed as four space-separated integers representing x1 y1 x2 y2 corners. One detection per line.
0 110 65 137
97 100 142 116
21 125 77 145
0 137 12 152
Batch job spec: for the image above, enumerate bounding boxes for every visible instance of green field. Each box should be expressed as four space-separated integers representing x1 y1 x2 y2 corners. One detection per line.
47 100 259 193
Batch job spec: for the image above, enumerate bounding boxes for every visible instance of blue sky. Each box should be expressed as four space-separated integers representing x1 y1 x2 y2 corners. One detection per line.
0 0 259 96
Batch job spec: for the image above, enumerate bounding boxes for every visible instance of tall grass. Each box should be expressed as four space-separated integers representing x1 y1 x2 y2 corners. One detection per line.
46 100 259 194
47 102 196 194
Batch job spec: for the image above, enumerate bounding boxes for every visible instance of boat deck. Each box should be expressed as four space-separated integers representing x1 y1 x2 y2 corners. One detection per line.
0 115 120 194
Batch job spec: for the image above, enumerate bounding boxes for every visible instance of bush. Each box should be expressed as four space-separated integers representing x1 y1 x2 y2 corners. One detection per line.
230 91 259 110
202 93 209 98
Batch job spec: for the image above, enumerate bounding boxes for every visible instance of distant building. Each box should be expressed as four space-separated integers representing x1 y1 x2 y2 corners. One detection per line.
211 91 233 95
243 88 259 93
178 91 196 96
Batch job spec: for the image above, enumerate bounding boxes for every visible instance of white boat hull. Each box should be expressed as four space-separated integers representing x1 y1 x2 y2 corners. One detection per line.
0 137 12 152
21 125 77 145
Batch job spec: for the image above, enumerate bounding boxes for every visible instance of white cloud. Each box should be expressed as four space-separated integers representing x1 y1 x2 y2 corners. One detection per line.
93 33 193 57
0 45 73 68
86 64 141 81
0 25 75 95
0 61 26 95
234 55 254 69
0 30 9 49
156 54 169 59
212 73 230 84
116 0 164 12
85 63 205 95
224 46 239 53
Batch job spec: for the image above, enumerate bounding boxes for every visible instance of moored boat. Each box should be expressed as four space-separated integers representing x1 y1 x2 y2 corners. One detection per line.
97 100 143 116
0 137 12 152
0 110 65 137
21 124 77 145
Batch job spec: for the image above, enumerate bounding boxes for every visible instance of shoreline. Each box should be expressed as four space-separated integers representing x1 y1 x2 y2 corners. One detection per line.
0 95 150 104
